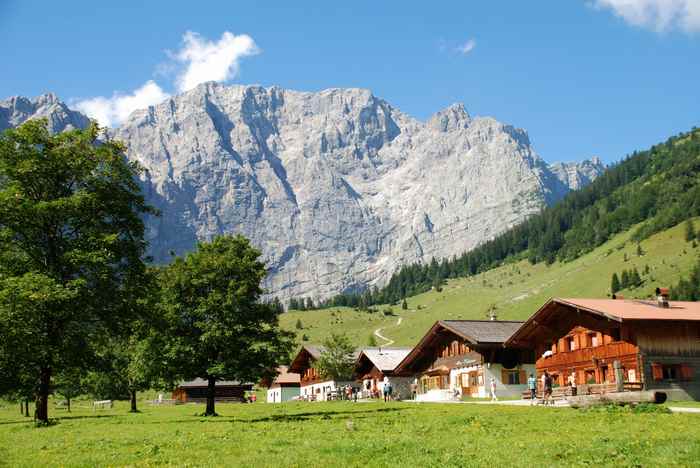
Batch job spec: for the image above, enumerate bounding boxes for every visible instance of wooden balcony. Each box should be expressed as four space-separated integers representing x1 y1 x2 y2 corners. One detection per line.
536 341 638 369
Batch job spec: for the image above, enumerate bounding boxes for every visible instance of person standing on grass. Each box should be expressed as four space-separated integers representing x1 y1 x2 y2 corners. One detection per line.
568 371 577 396
527 373 537 405
489 377 498 401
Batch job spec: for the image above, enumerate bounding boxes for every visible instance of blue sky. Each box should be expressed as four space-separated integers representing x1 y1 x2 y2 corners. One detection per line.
1 1 698 164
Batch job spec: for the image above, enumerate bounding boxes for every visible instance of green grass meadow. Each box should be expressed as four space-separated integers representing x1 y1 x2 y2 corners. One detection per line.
281 219 700 347
1 399 700 467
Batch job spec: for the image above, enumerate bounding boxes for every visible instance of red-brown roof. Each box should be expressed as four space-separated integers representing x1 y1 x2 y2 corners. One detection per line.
557 298 700 321
272 366 300 385
505 297 700 348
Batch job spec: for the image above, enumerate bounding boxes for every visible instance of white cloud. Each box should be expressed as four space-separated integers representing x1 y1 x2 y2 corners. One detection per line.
74 80 170 128
590 0 700 32
72 30 260 127
173 31 260 92
456 39 477 55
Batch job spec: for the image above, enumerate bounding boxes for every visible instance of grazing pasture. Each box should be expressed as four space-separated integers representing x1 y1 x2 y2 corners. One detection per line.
1 399 699 467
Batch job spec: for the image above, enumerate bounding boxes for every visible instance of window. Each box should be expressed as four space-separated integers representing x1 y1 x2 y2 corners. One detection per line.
501 369 521 385
651 363 692 381
590 334 599 347
568 336 577 351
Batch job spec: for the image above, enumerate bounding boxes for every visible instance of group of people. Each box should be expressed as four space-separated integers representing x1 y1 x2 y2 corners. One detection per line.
526 370 577 405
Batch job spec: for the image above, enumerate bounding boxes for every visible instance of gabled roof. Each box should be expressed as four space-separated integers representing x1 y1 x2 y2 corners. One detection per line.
288 345 360 374
356 348 412 373
271 366 300 385
394 319 524 375
288 345 326 374
505 297 700 348
440 320 524 344
556 298 700 321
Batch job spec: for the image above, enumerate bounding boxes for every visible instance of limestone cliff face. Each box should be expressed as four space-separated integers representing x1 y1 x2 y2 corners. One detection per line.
1 85 604 301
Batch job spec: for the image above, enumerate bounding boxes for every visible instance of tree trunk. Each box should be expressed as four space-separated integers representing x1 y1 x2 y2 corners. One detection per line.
36 367 51 424
129 390 138 413
204 376 217 416
66 396 71 413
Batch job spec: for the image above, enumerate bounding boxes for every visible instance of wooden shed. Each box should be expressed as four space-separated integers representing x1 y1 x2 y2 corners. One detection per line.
505 296 700 400
172 379 253 403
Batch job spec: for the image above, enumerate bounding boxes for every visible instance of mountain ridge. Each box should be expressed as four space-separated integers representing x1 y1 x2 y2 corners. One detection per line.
0 84 604 301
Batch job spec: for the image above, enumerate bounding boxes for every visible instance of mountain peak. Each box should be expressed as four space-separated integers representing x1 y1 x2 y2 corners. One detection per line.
428 103 471 132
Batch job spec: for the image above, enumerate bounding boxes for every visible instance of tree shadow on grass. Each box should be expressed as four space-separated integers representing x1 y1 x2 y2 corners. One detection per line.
143 406 408 425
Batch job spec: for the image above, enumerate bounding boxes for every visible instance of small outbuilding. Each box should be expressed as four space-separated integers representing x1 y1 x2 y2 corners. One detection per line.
172 379 253 403
266 366 301 403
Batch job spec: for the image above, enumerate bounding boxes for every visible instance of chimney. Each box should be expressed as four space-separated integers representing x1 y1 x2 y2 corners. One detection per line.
655 287 670 308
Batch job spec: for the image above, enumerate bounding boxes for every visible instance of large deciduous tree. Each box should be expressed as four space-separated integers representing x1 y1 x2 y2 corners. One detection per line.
158 235 293 416
0 119 153 424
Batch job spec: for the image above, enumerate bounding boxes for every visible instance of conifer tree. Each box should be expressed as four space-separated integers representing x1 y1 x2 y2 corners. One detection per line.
611 273 621 294
685 219 696 242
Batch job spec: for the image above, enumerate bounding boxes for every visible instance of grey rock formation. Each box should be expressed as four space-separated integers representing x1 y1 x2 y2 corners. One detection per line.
1 85 604 302
0 93 90 133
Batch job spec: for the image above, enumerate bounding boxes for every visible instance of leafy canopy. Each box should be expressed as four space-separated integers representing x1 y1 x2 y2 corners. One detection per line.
315 333 356 381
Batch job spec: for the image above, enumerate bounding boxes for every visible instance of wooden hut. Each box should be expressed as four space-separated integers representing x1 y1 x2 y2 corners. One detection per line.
505 295 700 400
171 379 253 403
394 320 535 401
354 348 412 399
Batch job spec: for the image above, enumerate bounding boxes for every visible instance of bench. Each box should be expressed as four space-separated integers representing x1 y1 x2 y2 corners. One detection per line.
93 400 113 410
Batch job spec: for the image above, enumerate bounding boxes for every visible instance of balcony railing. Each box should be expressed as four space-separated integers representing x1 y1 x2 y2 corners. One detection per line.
536 341 638 369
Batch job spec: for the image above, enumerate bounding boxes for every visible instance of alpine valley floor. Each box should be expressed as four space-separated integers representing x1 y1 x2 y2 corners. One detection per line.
1 398 699 467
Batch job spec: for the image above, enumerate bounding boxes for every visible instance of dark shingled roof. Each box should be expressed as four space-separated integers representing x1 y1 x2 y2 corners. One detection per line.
440 320 524 344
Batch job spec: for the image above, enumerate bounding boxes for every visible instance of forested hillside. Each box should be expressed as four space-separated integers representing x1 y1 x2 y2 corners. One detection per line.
313 127 700 309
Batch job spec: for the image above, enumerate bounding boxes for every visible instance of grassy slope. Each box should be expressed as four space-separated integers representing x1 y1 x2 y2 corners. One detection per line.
280 218 700 348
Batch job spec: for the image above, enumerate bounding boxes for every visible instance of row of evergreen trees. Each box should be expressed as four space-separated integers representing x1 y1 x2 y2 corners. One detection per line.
610 267 643 294
303 127 700 310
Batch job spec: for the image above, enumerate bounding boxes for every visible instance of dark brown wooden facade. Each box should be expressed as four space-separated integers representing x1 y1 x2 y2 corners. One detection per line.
506 298 700 399
172 381 253 403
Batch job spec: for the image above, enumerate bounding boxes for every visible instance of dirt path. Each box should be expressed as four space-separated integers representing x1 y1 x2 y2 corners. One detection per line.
373 316 402 346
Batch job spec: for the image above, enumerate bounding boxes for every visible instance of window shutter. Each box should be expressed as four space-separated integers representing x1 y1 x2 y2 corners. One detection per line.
501 369 507 383
519 370 527 385
680 364 693 381
651 363 663 381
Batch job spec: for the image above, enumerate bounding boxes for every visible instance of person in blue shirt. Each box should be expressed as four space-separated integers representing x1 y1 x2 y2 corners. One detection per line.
527 373 537 405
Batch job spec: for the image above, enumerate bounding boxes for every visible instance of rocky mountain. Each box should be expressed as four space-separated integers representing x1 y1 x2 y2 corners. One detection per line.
0 93 90 134
0 85 604 302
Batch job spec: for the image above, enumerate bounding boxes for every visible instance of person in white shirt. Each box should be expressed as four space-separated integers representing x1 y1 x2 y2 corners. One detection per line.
489 377 498 401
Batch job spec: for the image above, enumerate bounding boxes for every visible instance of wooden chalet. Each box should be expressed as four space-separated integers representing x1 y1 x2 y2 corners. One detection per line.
266 366 301 403
505 295 700 400
288 345 357 401
354 347 412 399
172 379 253 403
394 320 535 401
